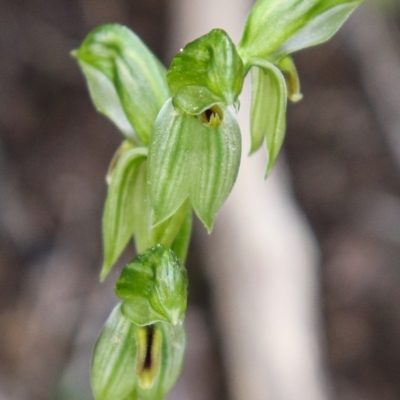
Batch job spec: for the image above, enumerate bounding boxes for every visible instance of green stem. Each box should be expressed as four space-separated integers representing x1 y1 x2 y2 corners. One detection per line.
153 198 191 249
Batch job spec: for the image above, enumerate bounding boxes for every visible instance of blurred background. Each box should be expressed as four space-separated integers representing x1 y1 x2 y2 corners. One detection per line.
1 0 400 399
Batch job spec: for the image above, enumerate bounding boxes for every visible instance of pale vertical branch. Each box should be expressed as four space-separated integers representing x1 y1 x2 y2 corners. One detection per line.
168 1 331 400
343 3 400 170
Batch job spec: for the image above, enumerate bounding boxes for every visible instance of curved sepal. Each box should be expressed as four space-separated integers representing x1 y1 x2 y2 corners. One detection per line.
73 24 169 143
167 29 244 113
101 147 148 281
278 56 303 102
238 0 363 65
148 99 241 232
249 60 287 176
115 244 188 326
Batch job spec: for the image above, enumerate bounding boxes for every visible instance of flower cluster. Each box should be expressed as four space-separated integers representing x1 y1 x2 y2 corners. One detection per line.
73 1 363 398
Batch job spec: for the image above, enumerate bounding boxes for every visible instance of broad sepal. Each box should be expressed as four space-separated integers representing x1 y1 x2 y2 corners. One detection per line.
148 98 241 232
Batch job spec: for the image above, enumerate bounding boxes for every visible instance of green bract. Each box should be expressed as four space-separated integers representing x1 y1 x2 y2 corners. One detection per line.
116 245 188 326
147 98 241 232
167 29 244 114
238 0 363 66
73 24 169 144
91 304 185 400
250 59 287 176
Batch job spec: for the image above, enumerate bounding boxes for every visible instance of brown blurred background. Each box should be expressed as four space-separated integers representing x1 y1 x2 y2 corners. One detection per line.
1 1 400 399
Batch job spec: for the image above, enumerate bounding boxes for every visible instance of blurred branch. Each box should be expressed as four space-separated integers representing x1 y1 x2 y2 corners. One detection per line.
343 3 400 170
168 1 331 399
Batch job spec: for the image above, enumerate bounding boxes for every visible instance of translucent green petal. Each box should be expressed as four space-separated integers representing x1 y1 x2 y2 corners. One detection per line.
73 24 169 143
73 60 136 140
101 147 147 280
147 100 192 225
189 106 241 232
249 60 287 176
148 99 241 232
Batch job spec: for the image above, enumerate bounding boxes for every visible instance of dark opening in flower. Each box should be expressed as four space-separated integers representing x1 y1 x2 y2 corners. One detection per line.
197 104 224 127
136 324 162 389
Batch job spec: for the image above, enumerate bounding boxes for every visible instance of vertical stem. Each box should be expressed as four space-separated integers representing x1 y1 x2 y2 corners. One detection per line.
168 1 331 400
